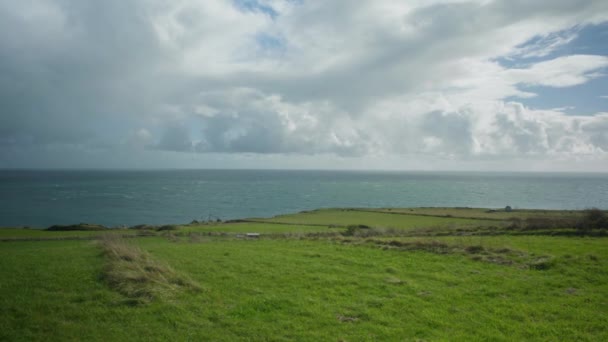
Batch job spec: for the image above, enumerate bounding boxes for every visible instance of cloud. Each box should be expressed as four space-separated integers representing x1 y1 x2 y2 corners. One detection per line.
124 128 154 149
582 113 608 150
506 55 608 88
156 123 193 152
508 29 579 59
358 98 608 158
1 0 608 170
170 87 372 156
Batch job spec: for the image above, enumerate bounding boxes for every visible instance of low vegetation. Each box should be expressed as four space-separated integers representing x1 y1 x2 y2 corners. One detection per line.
1 207 607 340
580 208 608 230
338 236 556 269
46 223 108 231
98 235 200 304
505 207 608 234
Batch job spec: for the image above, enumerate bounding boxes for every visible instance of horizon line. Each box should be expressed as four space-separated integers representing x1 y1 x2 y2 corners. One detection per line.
1 167 607 175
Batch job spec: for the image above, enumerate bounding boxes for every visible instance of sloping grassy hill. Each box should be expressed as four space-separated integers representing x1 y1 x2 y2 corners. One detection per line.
1 208 606 341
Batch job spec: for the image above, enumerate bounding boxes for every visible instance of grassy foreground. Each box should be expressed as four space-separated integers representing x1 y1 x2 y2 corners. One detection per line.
1 208 607 341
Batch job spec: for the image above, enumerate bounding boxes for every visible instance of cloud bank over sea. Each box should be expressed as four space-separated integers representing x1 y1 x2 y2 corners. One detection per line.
1 0 608 170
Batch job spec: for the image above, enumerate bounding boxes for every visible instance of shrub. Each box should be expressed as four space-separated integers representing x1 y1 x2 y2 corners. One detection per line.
507 217 523 229
577 208 608 232
46 223 107 231
523 217 578 230
342 224 371 236
130 224 157 230
524 217 557 230
157 225 178 231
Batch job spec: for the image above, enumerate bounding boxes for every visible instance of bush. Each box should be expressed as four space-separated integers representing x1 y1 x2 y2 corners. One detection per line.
524 217 558 230
130 224 157 230
522 217 578 230
577 208 608 232
157 225 178 231
343 224 371 236
506 217 523 229
46 223 107 231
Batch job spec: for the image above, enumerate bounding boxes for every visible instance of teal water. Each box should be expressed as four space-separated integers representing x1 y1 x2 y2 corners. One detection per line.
1 170 607 227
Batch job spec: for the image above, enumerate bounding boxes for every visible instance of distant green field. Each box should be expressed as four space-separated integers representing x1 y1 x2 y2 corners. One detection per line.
0 228 136 240
250 208 490 229
1 208 607 341
180 222 335 234
412 235 608 257
370 207 586 220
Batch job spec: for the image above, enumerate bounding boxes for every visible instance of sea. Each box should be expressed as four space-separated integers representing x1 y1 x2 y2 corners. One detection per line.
1 169 607 228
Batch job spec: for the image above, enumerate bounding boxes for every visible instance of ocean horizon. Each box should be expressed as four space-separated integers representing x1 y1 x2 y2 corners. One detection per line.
1 169 607 228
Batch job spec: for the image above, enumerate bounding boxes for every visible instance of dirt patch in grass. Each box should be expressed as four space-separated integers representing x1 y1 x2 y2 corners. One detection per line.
98 235 200 304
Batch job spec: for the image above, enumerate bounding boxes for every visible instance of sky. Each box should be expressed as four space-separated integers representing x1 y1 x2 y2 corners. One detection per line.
1 0 608 171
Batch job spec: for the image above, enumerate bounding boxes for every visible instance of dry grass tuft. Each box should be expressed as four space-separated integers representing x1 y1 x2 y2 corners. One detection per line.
337 237 552 269
98 235 200 304
337 315 359 323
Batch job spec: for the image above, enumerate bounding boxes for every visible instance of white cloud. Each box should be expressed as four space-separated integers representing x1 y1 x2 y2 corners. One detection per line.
508 29 579 59
354 96 608 159
506 55 608 88
1 0 608 170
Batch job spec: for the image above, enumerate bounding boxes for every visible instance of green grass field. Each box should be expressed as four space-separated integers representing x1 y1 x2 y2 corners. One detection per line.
1 208 607 341
250 208 491 228
0 228 136 240
181 222 335 234
367 207 585 220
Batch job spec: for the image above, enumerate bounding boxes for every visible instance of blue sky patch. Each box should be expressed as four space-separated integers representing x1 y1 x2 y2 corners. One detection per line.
233 0 278 19
256 33 286 53
512 77 607 115
502 23 608 115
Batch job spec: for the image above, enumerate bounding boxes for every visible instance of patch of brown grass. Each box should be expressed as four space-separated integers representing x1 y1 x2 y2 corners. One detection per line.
98 235 200 304
343 237 552 269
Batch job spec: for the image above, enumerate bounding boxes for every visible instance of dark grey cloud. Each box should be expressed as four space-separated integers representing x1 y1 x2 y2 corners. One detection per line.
0 0 168 148
156 123 193 152
197 113 288 154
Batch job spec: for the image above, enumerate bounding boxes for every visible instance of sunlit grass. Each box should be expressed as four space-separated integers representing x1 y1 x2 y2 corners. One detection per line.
251 208 489 229
1 208 607 341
